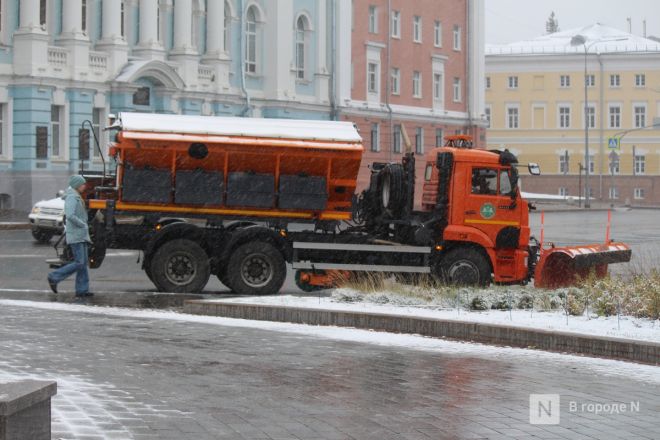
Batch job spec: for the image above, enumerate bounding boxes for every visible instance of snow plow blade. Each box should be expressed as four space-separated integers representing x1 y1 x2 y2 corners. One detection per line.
534 242 632 289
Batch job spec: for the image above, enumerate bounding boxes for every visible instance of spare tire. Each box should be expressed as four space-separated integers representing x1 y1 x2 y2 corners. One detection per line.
379 163 406 217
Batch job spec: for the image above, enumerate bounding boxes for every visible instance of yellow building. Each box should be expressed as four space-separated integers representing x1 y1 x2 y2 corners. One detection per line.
485 24 660 206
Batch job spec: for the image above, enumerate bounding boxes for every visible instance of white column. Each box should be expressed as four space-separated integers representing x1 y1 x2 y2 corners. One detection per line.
173 0 194 52
61 0 84 38
335 0 352 105
138 0 159 46
315 0 330 103
205 0 225 57
101 0 123 43
263 0 293 100
19 0 41 32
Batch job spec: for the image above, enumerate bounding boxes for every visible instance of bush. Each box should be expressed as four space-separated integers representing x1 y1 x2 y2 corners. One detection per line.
517 293 534 310
470 296 489 311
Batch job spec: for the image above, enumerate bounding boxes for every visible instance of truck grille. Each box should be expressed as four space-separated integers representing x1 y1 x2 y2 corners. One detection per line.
40 207 63 216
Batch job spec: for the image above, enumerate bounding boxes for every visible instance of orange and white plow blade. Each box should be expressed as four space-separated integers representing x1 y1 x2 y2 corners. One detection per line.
534 242 632 289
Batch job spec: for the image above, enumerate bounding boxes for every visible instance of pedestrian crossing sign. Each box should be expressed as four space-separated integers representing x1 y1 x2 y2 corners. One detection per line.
608 137 620 149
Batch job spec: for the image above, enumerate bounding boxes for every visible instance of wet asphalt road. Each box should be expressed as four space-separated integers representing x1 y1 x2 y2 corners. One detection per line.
1 209 658 293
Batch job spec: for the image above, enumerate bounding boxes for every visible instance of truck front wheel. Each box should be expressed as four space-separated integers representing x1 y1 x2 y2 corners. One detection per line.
437 248 491 287
32 228 55 244
226 241 286 295
150 239 211 293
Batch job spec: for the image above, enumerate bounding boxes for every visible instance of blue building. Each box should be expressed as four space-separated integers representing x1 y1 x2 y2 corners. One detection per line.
0 0 339 211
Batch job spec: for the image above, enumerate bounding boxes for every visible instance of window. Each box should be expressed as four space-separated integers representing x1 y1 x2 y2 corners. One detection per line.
245 6 258 74
92 108 103 158
452 25 461 50
485 76 490 89
0 104 4 157
635 74 646 87
433 73 443 102
415 127 423 154
559 153 569 174
393 124 402 153
391 10 400 38
609 187 619 200
295 16 308 80
609 105 621 128
586 74 595 87
368 5 377 33
587 155 595 174
484 107 491 128
453 77 461 102
560 75 570 88
507 106 519 129
39 0 46 28
471 169 498 195
434 20 442 47
425 164 433 181
120 0 125 37
559 106 571 128
634 188 645 200
224 1 231 53
81 0 87 33
499 171 512 196
435 128 443 147
585 106 595 129
413 16 421 42
508 76 518 89
610 74 620 87
634 155 645 175
367 62 378 94
391 68 400 95
133 87 150 106
370 123 380 152
559 187 569 197
634 105 646 128
412 71 421 98
51 106 62 158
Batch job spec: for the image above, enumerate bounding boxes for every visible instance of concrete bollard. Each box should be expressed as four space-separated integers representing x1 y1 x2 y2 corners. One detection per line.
0 380 57 440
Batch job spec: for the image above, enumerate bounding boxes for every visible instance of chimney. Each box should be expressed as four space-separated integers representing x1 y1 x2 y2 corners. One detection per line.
643 19 647 37
627 17 632 33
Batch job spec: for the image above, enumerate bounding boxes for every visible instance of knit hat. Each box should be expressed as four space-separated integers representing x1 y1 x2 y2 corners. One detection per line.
69 175 86 189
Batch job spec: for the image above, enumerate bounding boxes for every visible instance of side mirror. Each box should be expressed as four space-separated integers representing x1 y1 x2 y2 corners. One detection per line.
528 163 541 176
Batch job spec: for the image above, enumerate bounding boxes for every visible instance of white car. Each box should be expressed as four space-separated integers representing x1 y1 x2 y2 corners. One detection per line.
29 192 65 243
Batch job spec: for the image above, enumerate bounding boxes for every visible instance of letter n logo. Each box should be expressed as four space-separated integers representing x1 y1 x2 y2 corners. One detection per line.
529 394 560 425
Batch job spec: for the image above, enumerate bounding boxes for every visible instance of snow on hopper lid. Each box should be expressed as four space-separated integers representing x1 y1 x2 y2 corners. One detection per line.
116 112 363 143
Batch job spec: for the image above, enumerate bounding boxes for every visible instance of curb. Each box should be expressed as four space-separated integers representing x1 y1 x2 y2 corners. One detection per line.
0 223 31 231
0 290 204 309
183 300 660 365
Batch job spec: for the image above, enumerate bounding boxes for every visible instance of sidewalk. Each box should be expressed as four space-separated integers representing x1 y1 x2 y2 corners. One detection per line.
0 210 30 230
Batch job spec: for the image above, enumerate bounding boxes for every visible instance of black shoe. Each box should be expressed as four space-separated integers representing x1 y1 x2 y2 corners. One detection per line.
83 292 94 297
47 277 58 294
77 292 94 297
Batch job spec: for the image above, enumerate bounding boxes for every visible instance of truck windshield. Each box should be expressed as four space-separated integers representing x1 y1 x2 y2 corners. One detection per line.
499 170 512 195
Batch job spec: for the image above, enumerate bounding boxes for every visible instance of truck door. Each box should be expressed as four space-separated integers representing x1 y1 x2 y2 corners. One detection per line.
462 167 520 246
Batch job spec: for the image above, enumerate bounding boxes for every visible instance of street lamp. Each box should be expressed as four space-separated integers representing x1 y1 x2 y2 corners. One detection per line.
570 34 591 208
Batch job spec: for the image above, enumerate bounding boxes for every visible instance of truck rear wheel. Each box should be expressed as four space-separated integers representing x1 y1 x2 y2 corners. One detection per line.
437 248 491 287
150 239 210 293
226 241 286 295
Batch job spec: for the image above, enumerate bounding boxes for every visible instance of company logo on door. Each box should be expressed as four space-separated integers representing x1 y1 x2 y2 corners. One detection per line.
480 202 496 219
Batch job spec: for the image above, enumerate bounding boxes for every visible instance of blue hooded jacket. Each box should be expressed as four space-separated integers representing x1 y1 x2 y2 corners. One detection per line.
63 187 91 244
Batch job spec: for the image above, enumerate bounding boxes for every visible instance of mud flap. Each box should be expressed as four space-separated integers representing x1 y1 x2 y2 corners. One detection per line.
534 243 631 289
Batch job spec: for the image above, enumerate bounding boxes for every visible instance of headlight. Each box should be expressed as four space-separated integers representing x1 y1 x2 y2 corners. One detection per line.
31 206 41 214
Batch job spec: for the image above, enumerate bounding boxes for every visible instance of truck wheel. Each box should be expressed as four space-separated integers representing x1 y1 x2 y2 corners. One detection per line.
380 164 406 217
226 241 286 295
150 239 210 293
438 248 491 287
32 228 54 244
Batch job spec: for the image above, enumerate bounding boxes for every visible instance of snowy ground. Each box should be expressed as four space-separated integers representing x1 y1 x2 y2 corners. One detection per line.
210 292 660 343
1 299 659 386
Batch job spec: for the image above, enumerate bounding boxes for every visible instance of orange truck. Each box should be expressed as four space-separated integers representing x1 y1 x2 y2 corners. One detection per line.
58 113 631 294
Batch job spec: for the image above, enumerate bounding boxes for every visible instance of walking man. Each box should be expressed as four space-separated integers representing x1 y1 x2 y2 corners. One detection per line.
47 175 93 297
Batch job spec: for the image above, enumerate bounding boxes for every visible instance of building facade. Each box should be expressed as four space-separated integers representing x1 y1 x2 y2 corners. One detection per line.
486 24 660 206
345 0 486 205
0 0 485 211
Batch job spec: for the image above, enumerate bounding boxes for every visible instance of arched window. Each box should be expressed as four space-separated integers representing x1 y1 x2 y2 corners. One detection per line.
223 0 231 54
295 16 308 80
245 6 257 73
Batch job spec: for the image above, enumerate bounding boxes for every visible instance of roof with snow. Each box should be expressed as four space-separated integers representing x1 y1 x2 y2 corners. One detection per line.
115 112 363 143
486 24 660 56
